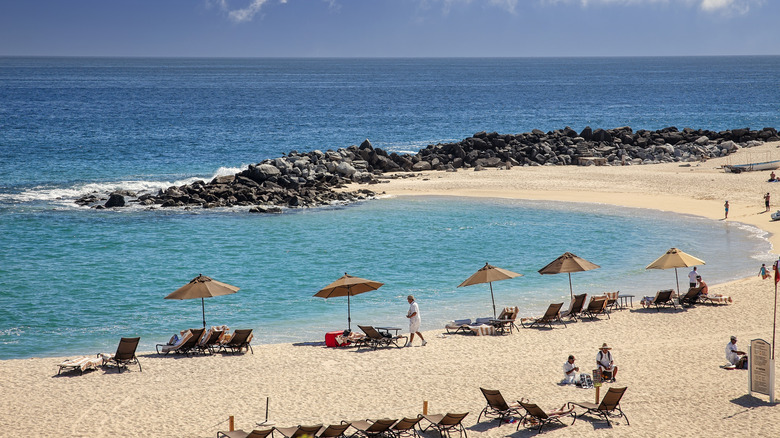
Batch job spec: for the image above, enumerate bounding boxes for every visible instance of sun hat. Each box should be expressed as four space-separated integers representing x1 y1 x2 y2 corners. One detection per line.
731 336 737 341
600 343 611 350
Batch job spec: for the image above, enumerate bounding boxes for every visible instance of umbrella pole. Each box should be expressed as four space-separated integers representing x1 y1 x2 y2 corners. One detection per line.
201 297 206 328
489 282 496 319
568 273 573 299
674 268 680 296
347 289 351 331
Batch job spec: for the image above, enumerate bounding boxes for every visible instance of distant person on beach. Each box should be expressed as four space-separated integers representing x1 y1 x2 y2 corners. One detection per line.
770 172 777 182
596 343 618 381
405 295 426 347
688 267 699 288
765 193 771 212
561 355 579 385
724 200 729 219
726 336 747 368
759 264 770 279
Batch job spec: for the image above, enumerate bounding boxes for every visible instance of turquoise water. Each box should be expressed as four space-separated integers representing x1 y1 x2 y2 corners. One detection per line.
0 196 770 359
2 56 779 359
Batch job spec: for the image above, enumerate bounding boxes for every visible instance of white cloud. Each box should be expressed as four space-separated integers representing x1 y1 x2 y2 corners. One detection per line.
214 0 288 23
540 0 763 14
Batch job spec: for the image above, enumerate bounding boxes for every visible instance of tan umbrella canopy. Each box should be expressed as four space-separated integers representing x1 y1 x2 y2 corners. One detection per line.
646 247 706 295
458 262 523 319
165 274 239 328
314 273 384 330
538 252 601 299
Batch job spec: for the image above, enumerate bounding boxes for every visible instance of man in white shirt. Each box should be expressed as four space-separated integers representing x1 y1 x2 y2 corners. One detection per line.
562 355 579 384
726 336 747 368
596 343 618 381
688 267 699 288
405 295 426 347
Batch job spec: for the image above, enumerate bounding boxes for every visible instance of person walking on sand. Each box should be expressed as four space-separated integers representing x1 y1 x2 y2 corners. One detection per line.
724 200 729 219
688 266 699 288
760 263 770 279
405 295 426 347
765 193 771 212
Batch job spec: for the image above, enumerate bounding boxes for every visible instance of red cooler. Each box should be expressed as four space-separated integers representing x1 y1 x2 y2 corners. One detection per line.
325 331 348 347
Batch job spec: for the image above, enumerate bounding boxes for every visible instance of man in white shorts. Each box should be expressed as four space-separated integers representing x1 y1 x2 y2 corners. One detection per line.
406 295 426 347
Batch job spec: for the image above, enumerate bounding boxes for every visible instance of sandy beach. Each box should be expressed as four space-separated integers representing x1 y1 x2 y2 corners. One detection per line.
4 142 780 437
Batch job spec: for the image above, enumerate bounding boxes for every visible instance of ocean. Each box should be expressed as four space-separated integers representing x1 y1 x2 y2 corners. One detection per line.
1 56 778 359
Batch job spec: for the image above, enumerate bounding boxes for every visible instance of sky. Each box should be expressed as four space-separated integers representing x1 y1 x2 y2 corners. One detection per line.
0 0 777 57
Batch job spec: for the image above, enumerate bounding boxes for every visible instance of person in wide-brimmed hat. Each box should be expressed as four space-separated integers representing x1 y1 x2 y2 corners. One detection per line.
596 342 618 381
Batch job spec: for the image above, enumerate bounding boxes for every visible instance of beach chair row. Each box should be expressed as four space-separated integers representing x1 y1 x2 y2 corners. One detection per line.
445 294 618 334
156 327 254 356
478 386 629 434
218 413 469 438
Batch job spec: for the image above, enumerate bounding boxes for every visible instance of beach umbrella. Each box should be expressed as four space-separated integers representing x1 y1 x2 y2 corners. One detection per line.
646 247 706 295
458 262 523 319
538 252 601 299
165 274 239 328
314 273 384 331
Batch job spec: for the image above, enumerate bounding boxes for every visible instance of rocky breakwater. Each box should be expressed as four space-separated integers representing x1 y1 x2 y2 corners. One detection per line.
76 140 405 211
78 126 778 211
410 126 779 170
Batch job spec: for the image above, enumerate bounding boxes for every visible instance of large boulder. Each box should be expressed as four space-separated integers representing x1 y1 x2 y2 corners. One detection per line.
105 193 125 208
336 161 357 177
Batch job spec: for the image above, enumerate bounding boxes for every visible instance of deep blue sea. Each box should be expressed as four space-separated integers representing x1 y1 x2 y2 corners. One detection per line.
1 57 779 360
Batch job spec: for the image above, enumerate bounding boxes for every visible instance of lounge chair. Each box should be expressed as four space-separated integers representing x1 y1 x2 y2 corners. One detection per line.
390 417 423 438
220 328 254 354
421 413 468 438
217 428 273 438
156 328 205 356
641 289 676 311
317 423 352 438
700 293 733 305
679 286 703 307
102 337 141 373
491 306 519 334
57 355 105 375
346 418 397 438
581 297 610 320
560 293 587 321
274 425 324 438
517 400 575 434
445 319 473 334
477 388 523 426
520 303 567 329
570 386 629 426
357 325 407 350
196 327 226 354
604 291 620 312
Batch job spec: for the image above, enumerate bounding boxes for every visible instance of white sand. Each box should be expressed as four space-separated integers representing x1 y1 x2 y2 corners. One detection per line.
3 142 780 437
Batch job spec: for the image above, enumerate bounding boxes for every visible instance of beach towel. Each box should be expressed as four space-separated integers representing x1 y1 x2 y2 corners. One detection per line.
704 295 733 305
57 356 105 374
469 324 497 336
159 330 194 354
335 331 365 345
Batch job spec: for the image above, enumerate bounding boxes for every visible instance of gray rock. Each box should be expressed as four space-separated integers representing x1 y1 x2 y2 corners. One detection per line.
105 193 125 208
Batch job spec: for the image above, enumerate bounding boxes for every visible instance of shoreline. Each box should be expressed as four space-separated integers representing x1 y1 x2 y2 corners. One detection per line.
4 141 780 437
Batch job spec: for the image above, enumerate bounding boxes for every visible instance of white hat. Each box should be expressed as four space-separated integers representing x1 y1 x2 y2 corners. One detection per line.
600 343 611 350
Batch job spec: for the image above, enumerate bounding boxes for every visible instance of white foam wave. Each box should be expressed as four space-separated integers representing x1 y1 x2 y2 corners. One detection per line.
0 164 250 204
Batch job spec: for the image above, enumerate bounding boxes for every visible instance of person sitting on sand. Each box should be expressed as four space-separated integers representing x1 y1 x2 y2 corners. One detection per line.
726 336 747 368
596 343 618 381
561 355 579 385
697 276 733 303
770 171 777 182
